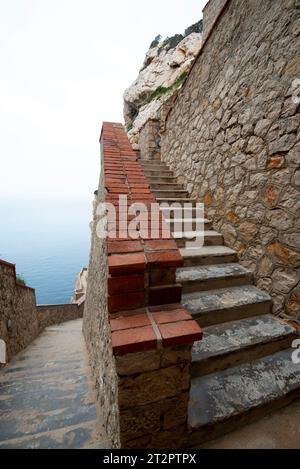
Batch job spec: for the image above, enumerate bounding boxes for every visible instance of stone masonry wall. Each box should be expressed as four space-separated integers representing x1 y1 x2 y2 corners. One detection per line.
139 119 161 161
0 260 39 362
82 152 120 448
115 345 192 448
37 301 84 332
202 0 229 42
161 0 300 321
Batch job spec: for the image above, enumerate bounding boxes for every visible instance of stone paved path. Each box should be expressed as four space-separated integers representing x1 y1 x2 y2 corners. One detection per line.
0 319 108 449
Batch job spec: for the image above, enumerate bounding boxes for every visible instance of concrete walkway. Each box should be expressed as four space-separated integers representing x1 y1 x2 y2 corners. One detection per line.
0 319 108 449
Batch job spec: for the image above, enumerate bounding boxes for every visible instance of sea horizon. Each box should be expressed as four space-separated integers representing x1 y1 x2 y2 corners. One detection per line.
0 195 92 305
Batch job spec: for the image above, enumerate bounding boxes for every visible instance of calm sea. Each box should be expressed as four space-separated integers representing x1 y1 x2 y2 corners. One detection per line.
0 196 92 305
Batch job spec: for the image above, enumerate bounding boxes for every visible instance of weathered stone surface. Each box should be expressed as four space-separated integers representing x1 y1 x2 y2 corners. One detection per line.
83 181 120 446
0 320 107 449
160 0 300 320
262 186 280 207
239 222 258 241
267 209 294 230
189 349 300 430
0 262 39 362
120 402 161 444
37 303 83 331
267 154 285 169
161 346 192 368
115 349 160 376
287 288 300 317
272 268 299 294
257 277 273 292
163 393 189 430
118 364 190 409
258 257 273 277
267 242 300 268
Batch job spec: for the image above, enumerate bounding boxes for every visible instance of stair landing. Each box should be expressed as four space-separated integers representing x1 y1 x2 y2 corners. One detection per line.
0 320 108 449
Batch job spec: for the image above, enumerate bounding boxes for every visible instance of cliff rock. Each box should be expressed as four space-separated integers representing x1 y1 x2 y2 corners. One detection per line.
123 21 203 147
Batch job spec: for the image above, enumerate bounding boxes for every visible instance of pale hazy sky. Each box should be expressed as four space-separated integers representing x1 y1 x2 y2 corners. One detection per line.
0 0 207 198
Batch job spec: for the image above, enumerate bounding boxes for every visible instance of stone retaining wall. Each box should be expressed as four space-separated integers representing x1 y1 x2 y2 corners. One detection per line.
161 0 300 321
0 260 39 362
0 259 86 364
37 300 84 331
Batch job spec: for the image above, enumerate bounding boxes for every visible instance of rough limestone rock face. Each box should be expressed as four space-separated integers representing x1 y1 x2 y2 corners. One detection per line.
124 22 202 147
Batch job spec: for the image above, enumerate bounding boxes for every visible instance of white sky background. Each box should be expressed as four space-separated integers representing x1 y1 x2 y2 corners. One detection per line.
0 0 206 198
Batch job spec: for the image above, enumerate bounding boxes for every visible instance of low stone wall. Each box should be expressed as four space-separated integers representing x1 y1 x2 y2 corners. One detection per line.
0 259 86 364
37 300 84 331
0 260 39 362
161 0 300 321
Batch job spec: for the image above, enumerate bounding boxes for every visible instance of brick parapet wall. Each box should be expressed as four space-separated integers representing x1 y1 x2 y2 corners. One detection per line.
100 122 202 447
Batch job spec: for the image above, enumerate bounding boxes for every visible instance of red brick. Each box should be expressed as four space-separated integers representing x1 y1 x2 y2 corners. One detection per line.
108 291 145 313
152 308 191 325
146 251 183 268
107 231 138 241
106 178 126 185
110 307 148 319
145 239 178 251
139 230 173 240
107 240 143 254
108 253 146 275
108 274 145 295
111 326 157 355
130 188 151 194
128 184 149 189
149 284 182 306
110 313 150 331
127 176 148 182
158 320 202 347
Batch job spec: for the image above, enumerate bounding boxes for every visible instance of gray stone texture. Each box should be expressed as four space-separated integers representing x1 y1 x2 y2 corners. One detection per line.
116 346 192 448
0 262 39 362
161 0 300 321
37 303 84 331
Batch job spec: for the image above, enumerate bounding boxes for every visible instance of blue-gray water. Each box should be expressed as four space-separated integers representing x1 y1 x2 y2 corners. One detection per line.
0 197 91 304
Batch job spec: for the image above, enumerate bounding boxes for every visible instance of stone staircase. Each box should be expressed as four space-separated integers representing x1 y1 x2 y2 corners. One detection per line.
141 158 300 446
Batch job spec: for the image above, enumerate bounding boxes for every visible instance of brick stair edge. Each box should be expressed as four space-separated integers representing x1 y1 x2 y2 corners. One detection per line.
101 122 202 356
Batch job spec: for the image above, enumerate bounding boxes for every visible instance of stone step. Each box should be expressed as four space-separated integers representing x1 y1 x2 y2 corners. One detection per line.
177 263 252 294
188 348 300 447
149 182 184 190
182 285 272 327
180 245 237 267
157 197 197 206
191 315 297 377
141 162 169 170
165 218 213 231
147 176 178 184
152 189 189 199
144 170 174 177
160 206 202 218
173 230 224 249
